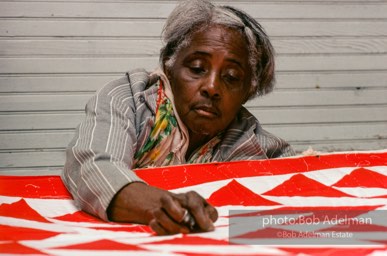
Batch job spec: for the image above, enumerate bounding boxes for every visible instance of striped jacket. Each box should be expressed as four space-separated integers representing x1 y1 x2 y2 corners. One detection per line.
62 69 295 221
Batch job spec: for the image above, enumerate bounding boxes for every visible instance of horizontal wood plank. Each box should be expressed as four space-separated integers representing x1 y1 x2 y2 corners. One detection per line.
248 105 387 125
0 39 162 56
1 89 387 112
0 131 74 150
246 88 387 107
2 20 386 37
1 105 387 131
1 0 386 171
2 137 387 171
275 55 387 72
2 137 386 170
0 112 84 131
2 55 387 74
0 150 65 169
275 72 387 89
0 57 159 74
1 72 386 93
0 93 92 112
274 38 387 55
1 2 386 19
291 139 387 153
1 122 386 150
2 38 387 56
0 169 62 176
267 122 387 141
0 75 119 93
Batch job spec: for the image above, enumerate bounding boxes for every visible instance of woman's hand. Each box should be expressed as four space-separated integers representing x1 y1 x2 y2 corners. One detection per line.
149 191 218 235
107 182 218 235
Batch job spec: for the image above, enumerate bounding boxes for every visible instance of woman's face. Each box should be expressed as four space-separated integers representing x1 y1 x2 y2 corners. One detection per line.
166 25 252 140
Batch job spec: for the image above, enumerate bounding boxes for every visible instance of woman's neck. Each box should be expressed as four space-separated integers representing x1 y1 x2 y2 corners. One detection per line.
186 132 211 161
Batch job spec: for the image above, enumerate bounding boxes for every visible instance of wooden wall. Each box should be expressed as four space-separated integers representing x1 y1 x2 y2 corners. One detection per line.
1 0 387 174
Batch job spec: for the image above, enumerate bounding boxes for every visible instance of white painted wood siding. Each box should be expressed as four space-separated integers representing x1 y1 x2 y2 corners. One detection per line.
1 0 387 173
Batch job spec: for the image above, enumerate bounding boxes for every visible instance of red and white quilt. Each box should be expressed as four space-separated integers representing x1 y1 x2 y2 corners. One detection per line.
1 150 387 255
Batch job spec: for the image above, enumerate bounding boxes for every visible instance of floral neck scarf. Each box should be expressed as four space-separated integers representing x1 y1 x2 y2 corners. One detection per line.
133 69 222 168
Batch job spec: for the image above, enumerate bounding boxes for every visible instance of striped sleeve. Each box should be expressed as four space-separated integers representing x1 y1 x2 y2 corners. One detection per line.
62 76 145 221
215 107 296 161
257 128 296 158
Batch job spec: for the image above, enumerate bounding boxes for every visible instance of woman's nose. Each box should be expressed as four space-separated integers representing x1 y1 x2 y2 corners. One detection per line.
200 72 221 100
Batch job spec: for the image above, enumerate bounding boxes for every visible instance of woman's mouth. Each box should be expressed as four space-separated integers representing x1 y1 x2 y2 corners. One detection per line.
194 105 219 118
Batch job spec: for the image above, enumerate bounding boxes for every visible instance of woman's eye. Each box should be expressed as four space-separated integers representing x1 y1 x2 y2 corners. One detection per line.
190 66 205 74
226 75 239 82
224 73 241 84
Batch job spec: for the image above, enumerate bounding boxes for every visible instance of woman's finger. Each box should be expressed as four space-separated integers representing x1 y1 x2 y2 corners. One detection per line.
205 203 218 222
149 218 168 236
184 191 215 232
160 194 187 223
152 207 189 235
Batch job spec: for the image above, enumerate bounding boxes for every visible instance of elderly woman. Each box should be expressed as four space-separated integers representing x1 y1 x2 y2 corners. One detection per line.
63 0 295 235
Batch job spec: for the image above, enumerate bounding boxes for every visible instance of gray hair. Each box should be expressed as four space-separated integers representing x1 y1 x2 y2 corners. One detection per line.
160 0 275 99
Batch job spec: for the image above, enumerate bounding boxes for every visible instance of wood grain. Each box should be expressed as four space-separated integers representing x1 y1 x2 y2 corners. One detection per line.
1 0 386 171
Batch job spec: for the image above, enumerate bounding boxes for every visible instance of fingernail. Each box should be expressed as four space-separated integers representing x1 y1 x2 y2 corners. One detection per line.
208 223 215 231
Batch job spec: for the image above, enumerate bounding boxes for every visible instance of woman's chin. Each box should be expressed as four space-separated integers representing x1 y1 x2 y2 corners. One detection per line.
188 126 218 138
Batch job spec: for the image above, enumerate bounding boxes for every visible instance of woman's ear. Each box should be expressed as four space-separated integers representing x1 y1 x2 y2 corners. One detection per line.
162 58 172 80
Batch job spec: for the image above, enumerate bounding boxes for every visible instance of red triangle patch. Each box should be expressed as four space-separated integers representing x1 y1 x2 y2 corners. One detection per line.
0 241 47 255
332 168 387 188
54 211 104 223
263 174 354 197
54 212 152 232
0 224 60 240
207 179 280 206
0 199 50 222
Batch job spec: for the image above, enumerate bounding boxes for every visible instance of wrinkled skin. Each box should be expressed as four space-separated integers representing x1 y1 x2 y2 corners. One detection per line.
108 25 252 235
108 182 218 235
166 25 252 157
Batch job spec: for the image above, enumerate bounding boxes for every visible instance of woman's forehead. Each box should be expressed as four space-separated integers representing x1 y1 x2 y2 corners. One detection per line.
180 25 249 62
